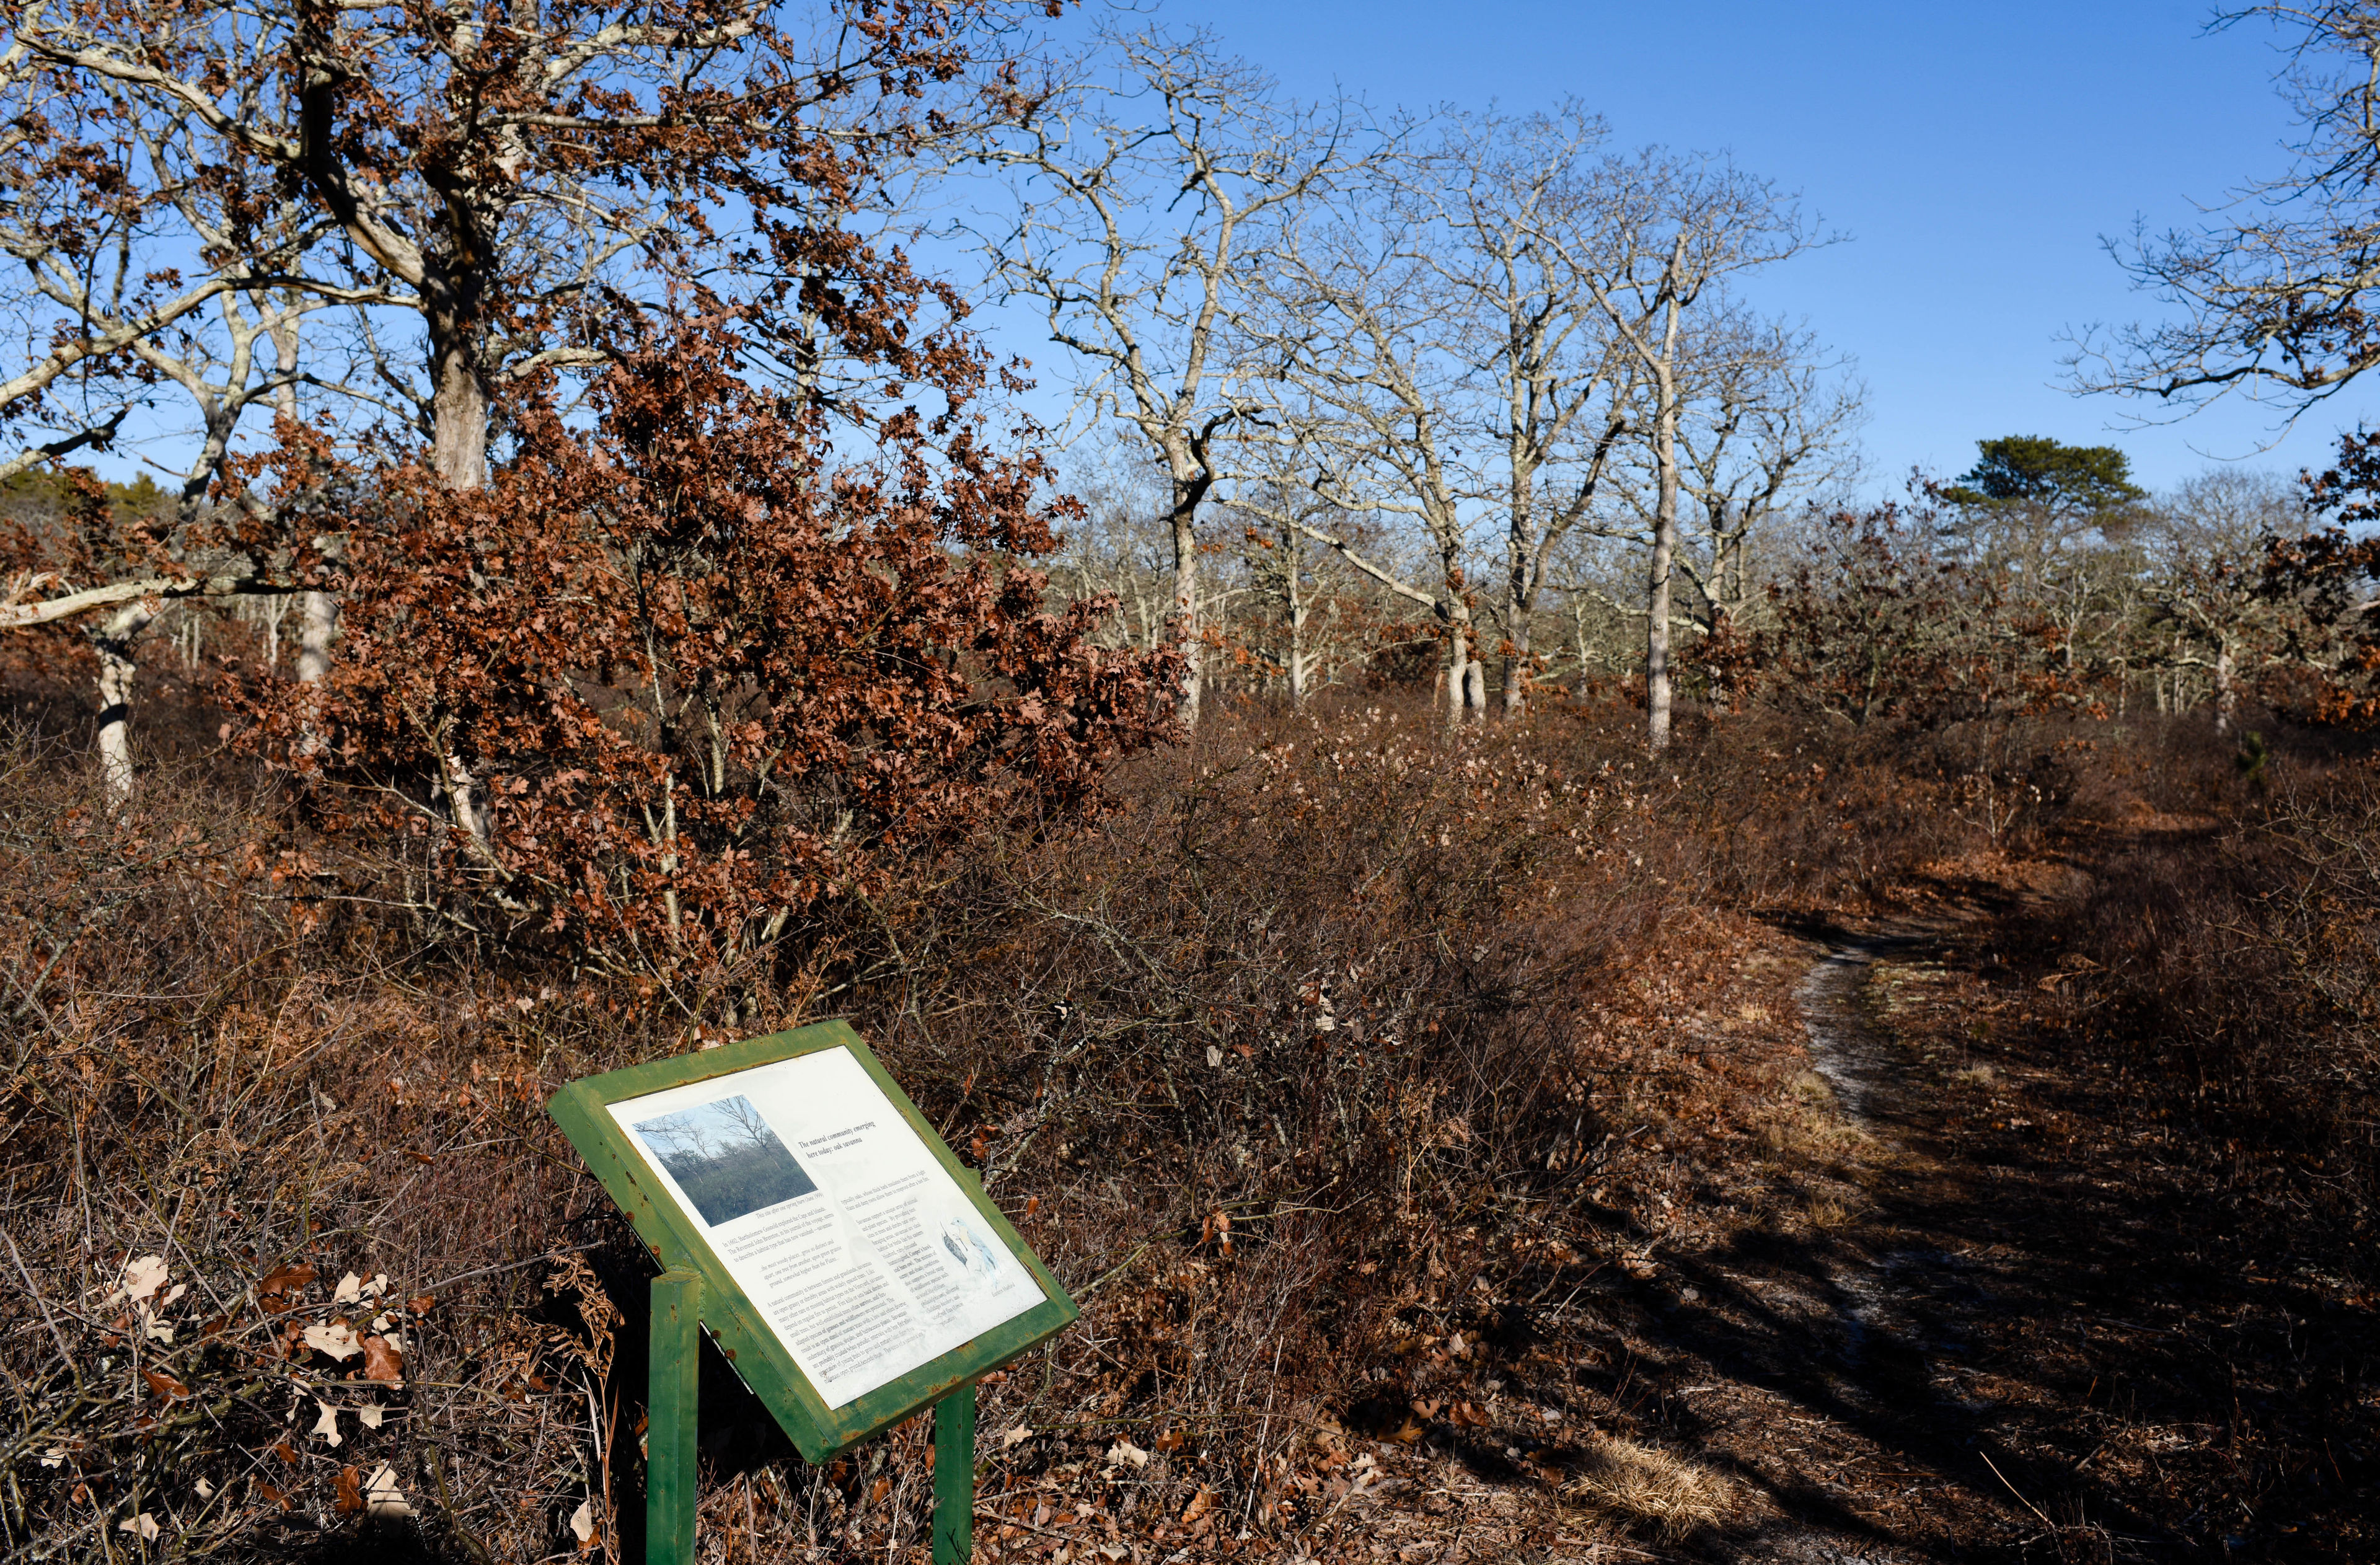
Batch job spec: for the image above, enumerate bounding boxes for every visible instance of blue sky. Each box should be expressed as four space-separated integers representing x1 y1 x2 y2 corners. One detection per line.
969 0 2354 496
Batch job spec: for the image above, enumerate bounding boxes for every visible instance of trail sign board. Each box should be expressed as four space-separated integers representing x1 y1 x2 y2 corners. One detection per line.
547 1019 1076 1560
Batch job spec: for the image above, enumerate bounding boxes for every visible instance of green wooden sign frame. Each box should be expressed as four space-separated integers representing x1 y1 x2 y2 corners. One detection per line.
547 1018 1076 1558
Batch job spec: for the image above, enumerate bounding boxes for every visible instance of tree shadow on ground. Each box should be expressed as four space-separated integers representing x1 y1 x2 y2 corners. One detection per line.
1540 907 2376 1564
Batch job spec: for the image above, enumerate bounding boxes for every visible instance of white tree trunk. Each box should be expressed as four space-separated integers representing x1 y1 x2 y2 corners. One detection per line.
90 602 153 811
1443 612 1489 728
1283 522 1308 708
296 590 338 683
2213 643 2236 736
293 589 339 754
1172 503 1201 730
442 748 493 862
1645 390 1680 752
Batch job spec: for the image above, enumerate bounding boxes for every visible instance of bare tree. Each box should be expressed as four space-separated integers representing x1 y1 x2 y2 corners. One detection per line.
2148 467 2309 730
1386 104 1648 716
1233 198 1492 726
0 28 346 482
1217 462 1378 707
1057 443 1178 654
2079 4 2380 417
978 25 1374 728
1574 313 1859 715
1560 151 1818 749
0 22 374 803
1672 323 1862 653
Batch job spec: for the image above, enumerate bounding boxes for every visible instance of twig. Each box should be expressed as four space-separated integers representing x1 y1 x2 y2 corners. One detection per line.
971 1507 1085 1546
2 1223 76 1368
420 1443 500 1565
420 1241 605 1298
1549 1539 1661 1559
1978 1448 2055 1530
1072 1241 1153 1302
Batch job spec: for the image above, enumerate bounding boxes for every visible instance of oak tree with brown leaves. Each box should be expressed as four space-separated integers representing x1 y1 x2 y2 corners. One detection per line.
267 319 1172 989
5 0 1054 798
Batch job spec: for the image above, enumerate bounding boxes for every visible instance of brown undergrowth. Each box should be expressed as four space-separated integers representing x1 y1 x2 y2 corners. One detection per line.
0 695 1818 1563
4 694 2374 1562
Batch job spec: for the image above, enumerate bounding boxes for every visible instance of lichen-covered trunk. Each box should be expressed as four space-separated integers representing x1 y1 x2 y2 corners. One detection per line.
296 591 338 684
430 314 488 491
1503 462 1535 716
1171 501 1200 730
95 641 136 808
1443 607 1488 729
90 602 153 811
293 590 339 754
426 303 491 846
1501 612 1530 716
1162 451 1209 732
1282 518 1308 708
1645 390 1680 752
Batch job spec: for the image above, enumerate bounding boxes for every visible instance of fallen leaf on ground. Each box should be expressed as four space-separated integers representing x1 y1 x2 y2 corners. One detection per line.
114 1255 168 1305
303 1321 361 1360
118 1512 160 1541
257 1264 315 1305
364 1464 415 1519
361 1335 403 1382
311 1401 342 1447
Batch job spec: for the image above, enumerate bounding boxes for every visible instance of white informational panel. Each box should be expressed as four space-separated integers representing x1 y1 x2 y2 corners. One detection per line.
607 1046 1045 1409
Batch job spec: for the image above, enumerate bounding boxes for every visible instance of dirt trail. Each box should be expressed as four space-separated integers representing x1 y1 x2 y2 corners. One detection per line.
1712 925 2023 1564
1795 933 1921 1124
1587 899 2168 1564
1626 870 2371 1565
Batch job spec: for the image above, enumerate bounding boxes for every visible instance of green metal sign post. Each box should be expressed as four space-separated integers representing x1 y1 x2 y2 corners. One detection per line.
547 1020 1074 1565
647 1271 700 1564
932 1381 976 1565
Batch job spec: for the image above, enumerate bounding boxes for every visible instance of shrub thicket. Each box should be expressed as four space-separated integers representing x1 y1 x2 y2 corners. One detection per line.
4 679 2374 1561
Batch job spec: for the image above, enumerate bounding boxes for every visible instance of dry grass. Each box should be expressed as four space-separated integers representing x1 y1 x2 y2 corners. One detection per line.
1799 1192 1856 1231
1567 1434 1742 1540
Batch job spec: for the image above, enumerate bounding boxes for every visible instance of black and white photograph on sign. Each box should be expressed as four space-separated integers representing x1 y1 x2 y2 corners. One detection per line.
609 1047 1045 1409
631 1095 818 1227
